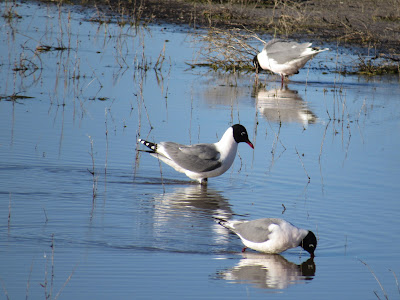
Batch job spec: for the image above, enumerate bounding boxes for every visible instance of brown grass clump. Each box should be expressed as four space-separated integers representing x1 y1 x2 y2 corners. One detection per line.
340 54 400 76
190 27 264 72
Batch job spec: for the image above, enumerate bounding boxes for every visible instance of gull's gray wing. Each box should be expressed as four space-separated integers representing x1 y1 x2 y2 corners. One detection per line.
160 142 221 173
234 218 283 243
263 40 312 65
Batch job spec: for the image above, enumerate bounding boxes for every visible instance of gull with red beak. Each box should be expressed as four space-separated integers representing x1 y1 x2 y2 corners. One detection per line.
217 218 317 258
138 124 254 185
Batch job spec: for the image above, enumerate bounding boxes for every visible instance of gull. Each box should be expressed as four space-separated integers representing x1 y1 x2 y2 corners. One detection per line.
217 218 317 257
253 39 329 86
138 124 254 185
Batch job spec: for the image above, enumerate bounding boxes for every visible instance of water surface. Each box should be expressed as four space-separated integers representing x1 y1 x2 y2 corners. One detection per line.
1 1 400 299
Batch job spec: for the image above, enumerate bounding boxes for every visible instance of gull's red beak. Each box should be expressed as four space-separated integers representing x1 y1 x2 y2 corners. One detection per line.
247 141 254 149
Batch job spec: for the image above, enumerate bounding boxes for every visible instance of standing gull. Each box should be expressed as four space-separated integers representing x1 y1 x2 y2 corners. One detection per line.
138 124 254 185
217 218 317 257
253 39 329 86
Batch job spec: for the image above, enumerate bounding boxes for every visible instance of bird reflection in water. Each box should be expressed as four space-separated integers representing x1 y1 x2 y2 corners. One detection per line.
151 185 233 249
255 86 318 127
215 252 315 290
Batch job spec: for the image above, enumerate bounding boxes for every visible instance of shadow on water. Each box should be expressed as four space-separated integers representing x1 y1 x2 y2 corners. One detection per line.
214 252 316 290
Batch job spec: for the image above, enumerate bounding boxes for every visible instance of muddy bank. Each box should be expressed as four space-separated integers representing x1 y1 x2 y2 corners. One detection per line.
71 0 400 57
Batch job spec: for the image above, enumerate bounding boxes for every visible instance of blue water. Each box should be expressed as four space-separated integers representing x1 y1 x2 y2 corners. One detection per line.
1 1 400 299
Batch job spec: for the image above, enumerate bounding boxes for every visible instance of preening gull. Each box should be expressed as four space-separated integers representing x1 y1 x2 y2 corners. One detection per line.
253 39 329 86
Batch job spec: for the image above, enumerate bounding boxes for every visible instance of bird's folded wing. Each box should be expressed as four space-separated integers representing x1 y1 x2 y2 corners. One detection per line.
235 219 278 243
264 40 312 64
161 142 221 172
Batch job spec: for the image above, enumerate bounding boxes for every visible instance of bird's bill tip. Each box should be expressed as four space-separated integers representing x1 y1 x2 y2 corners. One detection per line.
247 141 254 149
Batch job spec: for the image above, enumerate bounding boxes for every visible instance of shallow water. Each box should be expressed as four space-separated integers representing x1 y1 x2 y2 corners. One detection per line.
1 1 400 299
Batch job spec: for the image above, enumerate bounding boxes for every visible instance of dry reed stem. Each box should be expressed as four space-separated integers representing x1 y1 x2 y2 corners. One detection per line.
359 259 389 300
87 135 98 202
389 269 400 294
26 260 34 299
0 277 9 300
104 108 109 198
53 264 78 300
273 0 311 36
8 193 11 229
193 27 263 72
295 146 310 183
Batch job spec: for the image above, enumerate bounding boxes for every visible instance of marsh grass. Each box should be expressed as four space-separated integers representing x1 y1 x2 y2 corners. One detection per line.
200 0 312 37
1 0 168 123
38 235 77 300
193 25 398 77
87 135 98 202
295 146 310 183
0 278 9 300
191 27 261 72
337 54 400 76
86 0 151 28
1 2 22 23
271 0 312 36
0 235 77 299
7 193 11 231
358 259 400 300
355 55 399 75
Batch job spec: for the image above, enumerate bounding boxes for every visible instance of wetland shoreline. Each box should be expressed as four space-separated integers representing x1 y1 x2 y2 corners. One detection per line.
44 0 400 58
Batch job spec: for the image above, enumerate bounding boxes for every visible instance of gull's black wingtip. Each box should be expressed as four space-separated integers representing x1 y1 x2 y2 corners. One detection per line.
138 139 157 152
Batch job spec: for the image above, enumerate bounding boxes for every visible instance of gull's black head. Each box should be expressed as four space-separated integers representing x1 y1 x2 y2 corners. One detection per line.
253 55 260 73
232 124 254 149
300 231 317 258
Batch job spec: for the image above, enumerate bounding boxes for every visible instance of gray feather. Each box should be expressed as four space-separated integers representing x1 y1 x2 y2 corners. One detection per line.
234 218 284 243
160 142 222 173
263 39 315 65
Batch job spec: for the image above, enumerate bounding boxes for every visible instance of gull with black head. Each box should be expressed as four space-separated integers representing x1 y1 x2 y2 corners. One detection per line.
138 124 254 185
253 39 329 87
217 218 317 258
